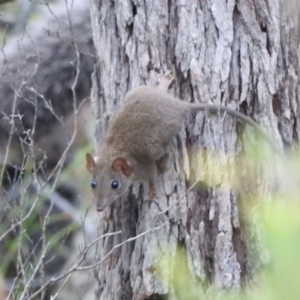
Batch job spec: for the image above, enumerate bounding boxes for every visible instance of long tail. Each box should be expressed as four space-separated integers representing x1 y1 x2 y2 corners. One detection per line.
191 103 280 154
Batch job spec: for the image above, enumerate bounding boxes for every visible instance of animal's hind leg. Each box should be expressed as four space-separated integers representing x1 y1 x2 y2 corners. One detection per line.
158 71 175 92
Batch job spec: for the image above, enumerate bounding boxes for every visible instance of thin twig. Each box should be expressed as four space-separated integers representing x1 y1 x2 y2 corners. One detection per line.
19 242 50 300
27 222 167 299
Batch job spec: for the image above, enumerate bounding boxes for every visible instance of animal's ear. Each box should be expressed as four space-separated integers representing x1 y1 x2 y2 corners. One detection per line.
86 153 96 173
112 157 133 177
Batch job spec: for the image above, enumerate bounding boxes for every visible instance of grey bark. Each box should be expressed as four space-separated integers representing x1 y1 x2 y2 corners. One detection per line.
90 0 299 299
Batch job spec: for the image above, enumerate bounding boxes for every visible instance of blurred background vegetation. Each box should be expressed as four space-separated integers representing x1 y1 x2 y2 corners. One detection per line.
156 199 300 300
0 1 97 298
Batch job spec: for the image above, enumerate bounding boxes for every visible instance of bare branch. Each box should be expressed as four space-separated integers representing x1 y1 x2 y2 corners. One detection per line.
26 223 167 299
25 231 123 299
19 242 50 300
0 0 95 298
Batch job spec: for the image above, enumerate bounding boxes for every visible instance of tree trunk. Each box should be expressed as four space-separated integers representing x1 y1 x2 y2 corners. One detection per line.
89 0 299 299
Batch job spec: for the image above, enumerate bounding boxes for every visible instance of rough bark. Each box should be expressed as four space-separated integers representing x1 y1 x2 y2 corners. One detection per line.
90 0 299 299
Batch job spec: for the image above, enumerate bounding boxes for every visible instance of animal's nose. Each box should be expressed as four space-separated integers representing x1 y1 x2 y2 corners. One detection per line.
96 206 104 212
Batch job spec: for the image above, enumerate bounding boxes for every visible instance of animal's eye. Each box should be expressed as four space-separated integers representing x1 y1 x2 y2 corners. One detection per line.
111 180 119 189
91 180 96 189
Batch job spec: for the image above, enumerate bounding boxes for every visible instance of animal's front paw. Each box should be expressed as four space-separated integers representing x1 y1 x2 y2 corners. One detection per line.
158 71 175 92
149 183 157 199
156 164 167 174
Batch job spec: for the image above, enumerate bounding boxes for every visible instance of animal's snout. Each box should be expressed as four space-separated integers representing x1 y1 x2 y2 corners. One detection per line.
96 205 104 212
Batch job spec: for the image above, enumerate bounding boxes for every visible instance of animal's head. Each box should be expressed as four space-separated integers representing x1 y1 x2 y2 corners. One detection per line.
86 153 133 212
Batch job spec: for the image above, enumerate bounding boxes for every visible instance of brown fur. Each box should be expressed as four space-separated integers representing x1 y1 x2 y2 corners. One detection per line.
86 72 275 211
0 274 7 300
